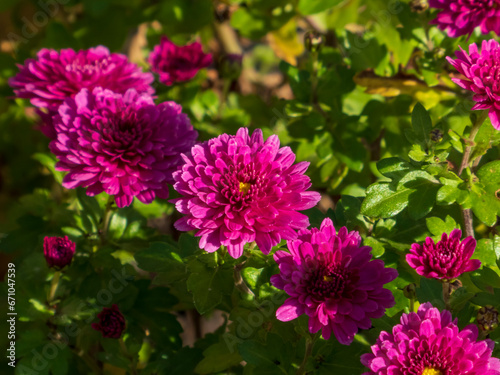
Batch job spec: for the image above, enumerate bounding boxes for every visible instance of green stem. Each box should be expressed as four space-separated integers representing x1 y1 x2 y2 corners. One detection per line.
409 297 415 313
234 259 254 297
119 338 138 375
296 334 318 375
48 271 61 304
99 195 115 243
217 79 231 120
458 110 489 176
73 348 102 375
442 281 451 310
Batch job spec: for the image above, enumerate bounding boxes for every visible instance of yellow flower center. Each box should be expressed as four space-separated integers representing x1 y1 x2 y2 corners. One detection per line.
323 275 334 282
239 182 251 195
422 368 442 375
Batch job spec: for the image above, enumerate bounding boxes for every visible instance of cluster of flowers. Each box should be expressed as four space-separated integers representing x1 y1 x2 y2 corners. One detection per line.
10 23 500 373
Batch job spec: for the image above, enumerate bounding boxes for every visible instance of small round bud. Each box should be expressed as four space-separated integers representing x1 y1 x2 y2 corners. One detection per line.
430 128 443 143
304 31 323 53
410 0 429 13
219 53 243 80
477 305 499 333
403 283 416 299
43 236 76 269
92 304 126 339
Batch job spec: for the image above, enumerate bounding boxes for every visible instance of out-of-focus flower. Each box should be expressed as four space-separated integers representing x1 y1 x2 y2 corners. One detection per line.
429 0 500 38
477 305 500 333
406 229 480 280
361 302 500 374
271 218 397 344
172 127 321 258
43 236 76 269
447 39 500 130
50 87 197 207
148 37 212 86
92 305 126 339
9 46 154 111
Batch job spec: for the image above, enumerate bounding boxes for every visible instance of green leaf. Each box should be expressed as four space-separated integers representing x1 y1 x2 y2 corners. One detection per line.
411 102 432 147
376 157 414 180
298 0 343 15
134 242 186 283
416 278 444 308
425 216 459 237
194 341 242 374
32 152 63 184
361 183 411 218
470 267 500 290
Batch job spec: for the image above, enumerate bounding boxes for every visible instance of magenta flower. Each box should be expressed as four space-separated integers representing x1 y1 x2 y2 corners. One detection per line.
447 39 500 130
361 302 500 374
43 236 76 269
92 304 126 339
270 218 397 344
429 0 500 38
148 36 212 86
172 127 321 258
49 87 197 208
406 229 480 280
9 46 154 111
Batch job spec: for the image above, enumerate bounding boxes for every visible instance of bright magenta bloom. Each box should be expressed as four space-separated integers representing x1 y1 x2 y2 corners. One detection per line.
429 0 500 37
148 36 212 85
270 218 397 344
406 229 480 280
447 39 500 130
361 302 500 374
49 87 197 208
43 236 76 269
172 127 320 258
9 47 154 111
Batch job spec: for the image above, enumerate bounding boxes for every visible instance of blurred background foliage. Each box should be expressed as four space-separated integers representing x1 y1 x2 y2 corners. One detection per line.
0 0 500 374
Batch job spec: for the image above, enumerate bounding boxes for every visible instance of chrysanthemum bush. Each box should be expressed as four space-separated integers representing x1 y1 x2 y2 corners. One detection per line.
1 1 500 374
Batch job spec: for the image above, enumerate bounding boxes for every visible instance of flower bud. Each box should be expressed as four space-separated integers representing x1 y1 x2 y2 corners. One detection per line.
410 0 428 13
220 53 243 80
92 304 126 339
403 283 416 299
43 236 75 269
477 305 499 333
304 31 323 53
430 128 443 143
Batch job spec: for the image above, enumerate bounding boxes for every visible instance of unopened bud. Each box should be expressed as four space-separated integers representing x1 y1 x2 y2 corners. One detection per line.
410 0 429 13
403 283 416 299
430 128 443 143
477 305 499 333
304 31 323 53
220 53 243 80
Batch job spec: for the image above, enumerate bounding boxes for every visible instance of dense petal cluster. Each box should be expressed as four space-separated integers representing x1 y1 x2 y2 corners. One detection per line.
148 36 212 86
447 39 500 130
43 236 76 269
270 218 397 344
406 229 481 280
50 87 197 207
429 0 500 37
92 305 126 339
9 46 154 111
361 302 500 374
172 127 321 258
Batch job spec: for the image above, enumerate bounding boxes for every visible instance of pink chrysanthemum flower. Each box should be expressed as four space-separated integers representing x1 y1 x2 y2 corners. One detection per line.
270 218 397 344
361 302 500 374
148 36 212 86
406 229 480 280
92 304 126 339
49 87 197 208
9 46 154 111
429 0 500 38
172 127 321 258
447 39 500 130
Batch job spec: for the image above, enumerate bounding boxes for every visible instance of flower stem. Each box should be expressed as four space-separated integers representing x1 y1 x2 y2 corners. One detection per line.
296 334 318 375
234 259 254 297
409 296 415 313
458 110 488 239
442 281 451 310
119 338 138 375
458 110 489 176
99 195 115 243
48 271 61 304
